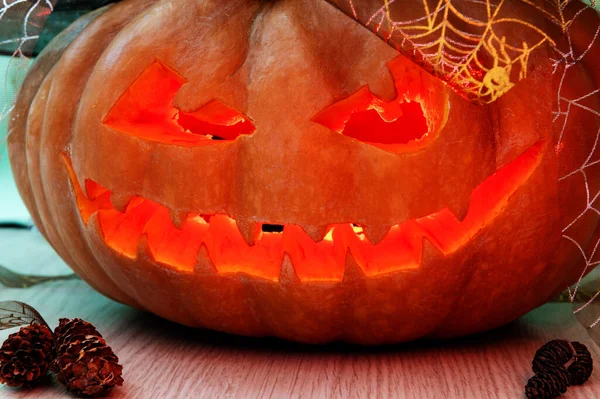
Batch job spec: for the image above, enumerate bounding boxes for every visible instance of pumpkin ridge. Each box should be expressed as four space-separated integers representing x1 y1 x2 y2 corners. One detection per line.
6 6 109 240
37 0 159 307
61 0 164 307
25 69 63 251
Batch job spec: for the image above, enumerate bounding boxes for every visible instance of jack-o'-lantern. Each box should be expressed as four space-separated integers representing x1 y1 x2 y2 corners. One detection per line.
7 0 600 344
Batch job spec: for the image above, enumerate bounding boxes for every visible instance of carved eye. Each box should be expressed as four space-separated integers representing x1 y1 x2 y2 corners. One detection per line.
103 61 254 146
313 85 432 152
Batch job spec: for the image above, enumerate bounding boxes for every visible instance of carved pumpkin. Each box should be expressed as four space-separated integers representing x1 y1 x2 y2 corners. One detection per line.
7 0 600 344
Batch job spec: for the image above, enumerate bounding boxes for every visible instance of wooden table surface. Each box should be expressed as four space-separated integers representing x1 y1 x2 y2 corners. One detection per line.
0 228 599 399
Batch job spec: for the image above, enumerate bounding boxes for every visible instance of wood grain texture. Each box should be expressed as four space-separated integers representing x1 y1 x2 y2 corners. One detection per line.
0 228 599 399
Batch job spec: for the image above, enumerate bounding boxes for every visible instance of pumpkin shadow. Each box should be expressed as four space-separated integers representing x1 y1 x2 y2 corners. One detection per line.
123 306 531 355
107 303 576 397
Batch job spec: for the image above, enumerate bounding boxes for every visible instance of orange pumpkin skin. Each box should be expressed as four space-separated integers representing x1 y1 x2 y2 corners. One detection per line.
7 0 600 344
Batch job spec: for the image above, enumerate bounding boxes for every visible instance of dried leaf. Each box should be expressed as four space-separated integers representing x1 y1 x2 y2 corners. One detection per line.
573 300 600 346
568 267 600 347
0 264 78 288
0 301 47 330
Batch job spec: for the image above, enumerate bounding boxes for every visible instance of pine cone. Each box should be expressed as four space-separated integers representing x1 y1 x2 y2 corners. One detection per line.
567 341 593 386
53 318 101 349
51 318 123 397
532 339 594 387
525 364 569 399
0 323 54 388
532 340 572 374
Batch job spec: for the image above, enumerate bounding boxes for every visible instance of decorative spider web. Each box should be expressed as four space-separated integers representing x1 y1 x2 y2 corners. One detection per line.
549 0 600 343
0 0 55 126
329 0 561 103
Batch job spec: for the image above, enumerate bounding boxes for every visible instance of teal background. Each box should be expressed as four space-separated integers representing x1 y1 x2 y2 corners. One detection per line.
0 55 31 225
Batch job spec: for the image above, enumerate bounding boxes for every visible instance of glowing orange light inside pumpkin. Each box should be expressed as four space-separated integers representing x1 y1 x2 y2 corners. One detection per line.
341 101 428 145
102 61 254 145
312 57 445 153
314 86 430 147
62 137 543 282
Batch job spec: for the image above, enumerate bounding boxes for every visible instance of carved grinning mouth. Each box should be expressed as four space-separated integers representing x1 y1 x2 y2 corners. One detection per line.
62 139 543 282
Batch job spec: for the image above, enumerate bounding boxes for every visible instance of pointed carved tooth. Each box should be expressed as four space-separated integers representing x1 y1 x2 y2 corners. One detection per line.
342 252 366 283
136 234 153 262
236 218 258 246
110 193 133 213
169 210 189 230
279 254 300 285
86 212 102 236
301 225 329 242
420 235 446 265
194 244 218 275
362 225 391 245
446 197 470 222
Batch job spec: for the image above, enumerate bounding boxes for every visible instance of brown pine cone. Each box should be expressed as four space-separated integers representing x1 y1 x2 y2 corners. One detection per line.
51 318 123 397
567 341 593 386
0 323 54 388
532 339 594 387
525 364 569 399
53 318 101 350
532 340 572 374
